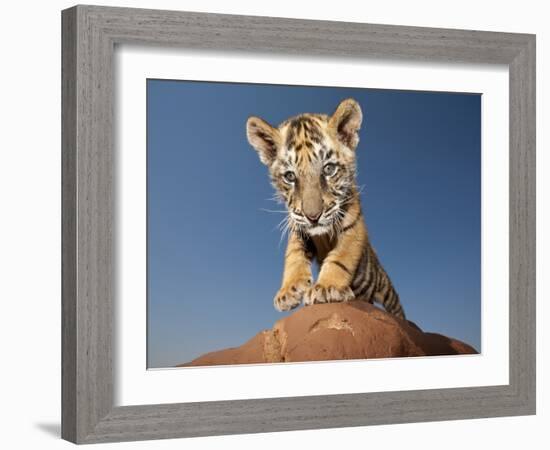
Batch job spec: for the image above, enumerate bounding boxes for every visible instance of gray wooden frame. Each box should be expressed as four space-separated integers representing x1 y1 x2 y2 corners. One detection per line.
62 4 536 444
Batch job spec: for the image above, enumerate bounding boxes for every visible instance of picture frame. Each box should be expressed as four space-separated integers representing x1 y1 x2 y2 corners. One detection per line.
61 4 536 444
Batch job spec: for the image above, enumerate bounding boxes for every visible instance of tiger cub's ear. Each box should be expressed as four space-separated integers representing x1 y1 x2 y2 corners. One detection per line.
246 116 281 166
329 98 363 150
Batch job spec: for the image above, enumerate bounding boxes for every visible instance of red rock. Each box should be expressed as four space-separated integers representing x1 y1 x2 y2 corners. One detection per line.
178 301 477 367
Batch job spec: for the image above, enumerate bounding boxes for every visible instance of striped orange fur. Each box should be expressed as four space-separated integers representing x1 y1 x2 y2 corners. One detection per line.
246 98 405 319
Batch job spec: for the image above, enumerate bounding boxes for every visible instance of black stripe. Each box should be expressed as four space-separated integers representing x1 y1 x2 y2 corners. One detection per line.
365 257 374 290
353 278 369 296
319 173 328 191
392 304 404 318
376 273 384 292
351 273 364 289
363 279 376 302
356 264 376 298
329 260 352 276
332 171 343 183
341 212 361 233
351 265 366 290
385 291 397 309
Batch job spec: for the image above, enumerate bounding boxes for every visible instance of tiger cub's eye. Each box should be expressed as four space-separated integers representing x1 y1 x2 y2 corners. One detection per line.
283 171 296 183
323 163 337 177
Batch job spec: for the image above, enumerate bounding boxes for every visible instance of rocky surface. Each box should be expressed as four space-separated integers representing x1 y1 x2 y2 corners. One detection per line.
178 301 477 367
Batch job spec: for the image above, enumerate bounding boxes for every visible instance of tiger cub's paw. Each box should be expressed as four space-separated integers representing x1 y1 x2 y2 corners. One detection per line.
304 284 355 306
274 278 312 312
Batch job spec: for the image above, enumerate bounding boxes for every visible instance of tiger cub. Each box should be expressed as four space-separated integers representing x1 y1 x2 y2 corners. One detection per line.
246 98 405 319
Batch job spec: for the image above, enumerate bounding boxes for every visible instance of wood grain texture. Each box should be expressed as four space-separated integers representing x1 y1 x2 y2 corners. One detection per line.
61 7 77 443
508 36 536 410
62 5 114 442
61 4 536 444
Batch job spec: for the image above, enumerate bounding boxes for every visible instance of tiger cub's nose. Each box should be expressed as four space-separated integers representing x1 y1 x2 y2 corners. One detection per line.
305 211 322 224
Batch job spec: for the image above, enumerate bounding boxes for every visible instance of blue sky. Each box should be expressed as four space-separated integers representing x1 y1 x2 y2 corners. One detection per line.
147 79 481 368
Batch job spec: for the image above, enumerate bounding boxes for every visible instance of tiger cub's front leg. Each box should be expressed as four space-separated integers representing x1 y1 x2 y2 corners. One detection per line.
274 231 313 311
305 211 366 306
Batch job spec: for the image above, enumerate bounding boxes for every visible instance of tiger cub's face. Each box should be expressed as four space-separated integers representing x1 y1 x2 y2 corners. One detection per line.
246 98 363 237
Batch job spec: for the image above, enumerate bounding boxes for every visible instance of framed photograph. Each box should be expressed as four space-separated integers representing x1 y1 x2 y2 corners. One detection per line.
62 5 536 444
